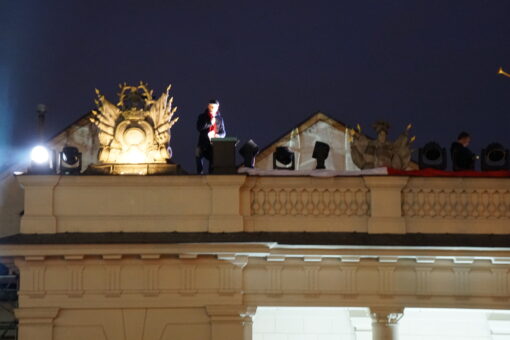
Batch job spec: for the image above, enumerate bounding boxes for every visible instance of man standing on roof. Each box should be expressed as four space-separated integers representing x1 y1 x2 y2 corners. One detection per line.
451 131 476 171
196 99 226 174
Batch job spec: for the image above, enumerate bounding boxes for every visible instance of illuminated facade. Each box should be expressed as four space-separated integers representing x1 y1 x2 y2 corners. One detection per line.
0 92 509 339
0 173 509 340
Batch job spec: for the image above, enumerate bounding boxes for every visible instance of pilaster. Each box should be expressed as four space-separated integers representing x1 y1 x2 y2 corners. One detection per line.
206 175 246 232
18 175 60 233
207 305 256 340
15 307 59 340
364 177 409 234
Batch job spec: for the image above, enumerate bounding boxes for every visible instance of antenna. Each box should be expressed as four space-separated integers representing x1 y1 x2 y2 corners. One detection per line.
36 104 47 142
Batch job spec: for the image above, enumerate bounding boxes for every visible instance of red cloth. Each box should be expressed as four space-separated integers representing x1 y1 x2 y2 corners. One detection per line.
209 112 217 134
387 167 510 177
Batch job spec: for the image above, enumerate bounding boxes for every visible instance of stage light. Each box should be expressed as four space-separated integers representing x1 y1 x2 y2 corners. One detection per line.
273 146 295 170
239 139 259 168
60 146 82 175
31 145 49 164
312 141 330 170
28 145 55 174
418 142 447 170
481 143 509 171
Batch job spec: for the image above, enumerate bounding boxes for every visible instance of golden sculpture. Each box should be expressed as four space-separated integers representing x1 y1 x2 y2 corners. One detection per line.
88 82 179 174
349 121 415 170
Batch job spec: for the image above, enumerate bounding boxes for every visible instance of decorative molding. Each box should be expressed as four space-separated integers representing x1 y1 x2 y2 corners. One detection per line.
26 264 46 298
267 266 283 295
341 265 358 295
453 267 471 296
142 264 160 296
218 264 235 295
378 266 395 295
492 268 508 297
415 267 432 296
104 264 121 297
179 265 197 295
304 266 320 295
66 264 84 297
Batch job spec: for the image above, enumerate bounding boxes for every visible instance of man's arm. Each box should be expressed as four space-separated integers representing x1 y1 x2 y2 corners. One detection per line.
196 114 212 132
216 116 226 138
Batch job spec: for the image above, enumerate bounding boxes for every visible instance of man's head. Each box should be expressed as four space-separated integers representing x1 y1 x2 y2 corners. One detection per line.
207 99 220 116
457 131 471 147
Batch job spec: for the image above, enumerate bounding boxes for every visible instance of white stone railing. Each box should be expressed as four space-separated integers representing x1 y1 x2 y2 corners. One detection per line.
16 174 510 235
403 178 510 219
249 179 369 217
402 178 510 234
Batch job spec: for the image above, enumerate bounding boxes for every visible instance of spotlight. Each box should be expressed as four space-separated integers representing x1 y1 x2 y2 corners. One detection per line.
481 143 509 171
273 146 295 170
60 146 82 175
28 145 56 174
31 145 49 164
418 142 447 170
312 141 330 170
239 139 259 168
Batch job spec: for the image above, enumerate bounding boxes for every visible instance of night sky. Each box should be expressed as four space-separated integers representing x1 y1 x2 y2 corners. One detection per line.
1 1 510 171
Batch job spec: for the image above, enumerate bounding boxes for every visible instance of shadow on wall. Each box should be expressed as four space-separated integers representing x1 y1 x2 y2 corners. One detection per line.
0 167 24 236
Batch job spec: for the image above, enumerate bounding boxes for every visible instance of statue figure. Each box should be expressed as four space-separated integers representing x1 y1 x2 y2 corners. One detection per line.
89 82 179 165
350 121 414 170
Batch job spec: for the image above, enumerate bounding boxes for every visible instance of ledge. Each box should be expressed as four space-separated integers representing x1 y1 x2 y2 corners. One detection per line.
1 232 510 248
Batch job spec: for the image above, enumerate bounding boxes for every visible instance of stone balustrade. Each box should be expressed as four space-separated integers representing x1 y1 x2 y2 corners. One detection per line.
17 174 510 235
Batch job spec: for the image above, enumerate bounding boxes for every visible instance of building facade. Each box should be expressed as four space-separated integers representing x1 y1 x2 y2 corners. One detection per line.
1 173 509 339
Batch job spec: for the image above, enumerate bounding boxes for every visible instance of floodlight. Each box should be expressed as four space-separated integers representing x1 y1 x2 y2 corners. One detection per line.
239 139 259 168
312 141 330 169
28 145 55 174
60 146 82 175
31 145 49 164
418 142 447 170
481 143 509 171
273 146 295 170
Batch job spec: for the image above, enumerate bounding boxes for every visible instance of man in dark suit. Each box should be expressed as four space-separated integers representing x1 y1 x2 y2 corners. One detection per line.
451 131 476 171
196 99 226 174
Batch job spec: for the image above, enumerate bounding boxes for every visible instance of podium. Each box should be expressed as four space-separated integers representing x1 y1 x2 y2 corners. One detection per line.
211 137 238 174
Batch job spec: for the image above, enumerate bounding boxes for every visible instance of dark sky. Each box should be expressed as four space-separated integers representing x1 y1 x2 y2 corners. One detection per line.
1 0 510 171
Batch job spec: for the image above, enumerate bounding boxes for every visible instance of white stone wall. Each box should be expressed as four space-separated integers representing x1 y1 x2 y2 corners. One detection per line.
254 307 510 340
253 307 356 340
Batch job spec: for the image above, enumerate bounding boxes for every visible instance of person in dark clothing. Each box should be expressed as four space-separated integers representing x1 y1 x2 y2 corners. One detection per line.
196 99 226 174
451 131 476 171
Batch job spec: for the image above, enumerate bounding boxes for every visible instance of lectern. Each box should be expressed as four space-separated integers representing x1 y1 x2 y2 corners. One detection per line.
211 137 238 174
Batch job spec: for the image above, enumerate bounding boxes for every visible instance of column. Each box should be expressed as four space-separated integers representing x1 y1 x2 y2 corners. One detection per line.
369 307 403 340
207 305 256 340
15 307 59 340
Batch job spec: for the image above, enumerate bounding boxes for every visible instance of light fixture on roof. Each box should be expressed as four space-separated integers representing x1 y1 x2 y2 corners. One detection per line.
28 104 56 174
29 145 56 174
239 139 259 168
312 141 330 170
60 146 82 175
418 142 447 170
481 143 509 171
273 146 295 170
